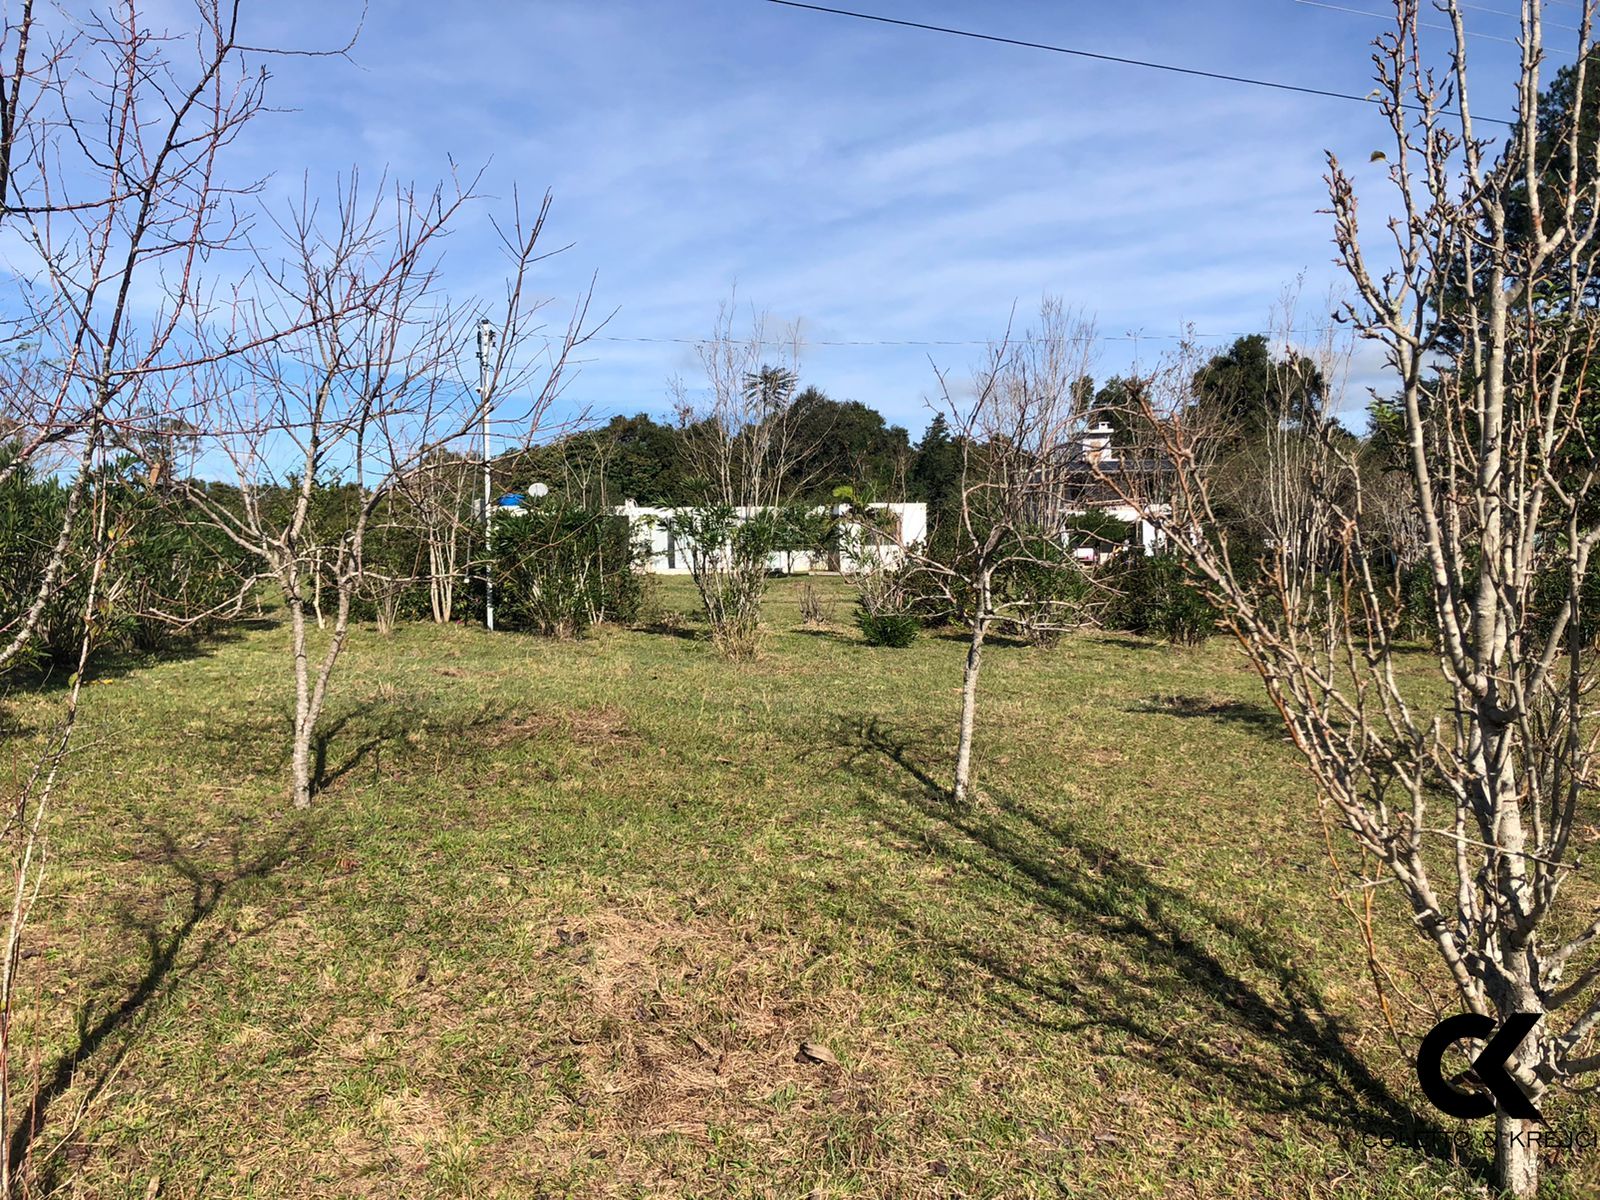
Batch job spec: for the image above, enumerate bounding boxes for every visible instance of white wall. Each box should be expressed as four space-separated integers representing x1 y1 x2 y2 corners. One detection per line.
616 501 928 575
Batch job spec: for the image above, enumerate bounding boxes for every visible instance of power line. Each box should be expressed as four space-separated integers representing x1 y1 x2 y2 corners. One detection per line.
1293 0 1586 42
543 328 1347 349
763 0 1515 127
1294 0 1519 44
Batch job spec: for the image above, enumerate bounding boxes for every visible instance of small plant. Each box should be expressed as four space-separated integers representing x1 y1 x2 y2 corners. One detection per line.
1154 583 1215 647
797 581 830 627
631 571 665 630
856 609 919 647
1001 536 1092 647
665 505 784 659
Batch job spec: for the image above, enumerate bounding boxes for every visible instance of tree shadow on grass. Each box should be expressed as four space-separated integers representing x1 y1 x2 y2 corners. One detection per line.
311 703 419 794
826 713 1473 1182
1090 634 1167 653
11 619 270 699
790 626 861 647
180 696 419 800
929 627 1031 648
1129 692 1287 739
15 819 303 1188
637 619 704 642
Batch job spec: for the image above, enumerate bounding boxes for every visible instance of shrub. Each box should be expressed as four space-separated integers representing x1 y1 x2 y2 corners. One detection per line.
856 610 920 647
1391 558 1438 644
1154 579 1216 647
665 505 785 658
0 451 254 670
1526 552 1600 647
0 458 72 669
1101 552 1216 646
998 536 1092 646
102 472 256 653
493 502 642 637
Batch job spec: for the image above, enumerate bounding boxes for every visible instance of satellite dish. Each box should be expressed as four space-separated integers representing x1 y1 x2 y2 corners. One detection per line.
528 482 550 498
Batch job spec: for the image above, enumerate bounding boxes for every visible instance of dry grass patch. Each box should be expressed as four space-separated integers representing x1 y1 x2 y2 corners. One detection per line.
480 704 636 752
572 908 863 1128
528 903 912 1191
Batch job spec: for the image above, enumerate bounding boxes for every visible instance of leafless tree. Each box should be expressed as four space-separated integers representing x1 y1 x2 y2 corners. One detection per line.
0 0 278 674
668 300 809 659
0 485 112 1197
0 2 309 1189
183 182 590 808
1099 5 1600 1188
883 299 1098 803
395 452 480 624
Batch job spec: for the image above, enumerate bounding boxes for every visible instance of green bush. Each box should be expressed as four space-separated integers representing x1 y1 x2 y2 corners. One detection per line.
104 472 256 653
0 457 73 668
1526 553 1600 647
999 537 1091 646
1154 579 1216 647
663 505 786 658
1101 552 1216 646
856 609 920 647
493 502 642 637
1391 559 1438 644
0 451 254 670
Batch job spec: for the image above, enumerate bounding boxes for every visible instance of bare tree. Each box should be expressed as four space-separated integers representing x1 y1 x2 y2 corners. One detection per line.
183 183 589 808
0 0 275 674
0 1 320 1188
886 299 1098 803
0 484 111 1197
399 451 479 623
1099 5 1600 1187
668 300 809 659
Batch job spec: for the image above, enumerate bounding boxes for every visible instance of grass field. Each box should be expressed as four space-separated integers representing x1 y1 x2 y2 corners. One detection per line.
5 575 1597 1198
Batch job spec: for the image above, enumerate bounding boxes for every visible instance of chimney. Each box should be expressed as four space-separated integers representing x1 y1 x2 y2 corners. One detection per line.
1083 422 1115 466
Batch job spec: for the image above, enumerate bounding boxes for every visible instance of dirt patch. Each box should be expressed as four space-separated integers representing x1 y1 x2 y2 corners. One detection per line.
543 905 886 1161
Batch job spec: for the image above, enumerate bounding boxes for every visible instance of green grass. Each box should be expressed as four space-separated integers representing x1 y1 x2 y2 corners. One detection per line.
5 576 1596 1198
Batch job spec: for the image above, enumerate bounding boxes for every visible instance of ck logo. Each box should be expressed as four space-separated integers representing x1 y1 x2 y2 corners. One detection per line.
1416 1012 1542 1122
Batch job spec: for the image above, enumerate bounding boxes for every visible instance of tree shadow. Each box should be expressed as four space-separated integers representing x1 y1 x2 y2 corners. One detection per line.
0 622 273 749
790 626 860 646
310 703 416 793
825 713 1475 1182
929 627 1031 648
12 618 269 697
15 818 303 1188
1090 633 1166 653
637 621 703 642
1130 693 1286 739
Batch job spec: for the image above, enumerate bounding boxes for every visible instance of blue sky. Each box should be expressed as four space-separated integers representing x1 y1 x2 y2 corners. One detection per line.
224 0 1542 438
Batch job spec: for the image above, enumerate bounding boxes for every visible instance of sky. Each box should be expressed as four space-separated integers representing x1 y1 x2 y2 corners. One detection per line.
204 0 1546 438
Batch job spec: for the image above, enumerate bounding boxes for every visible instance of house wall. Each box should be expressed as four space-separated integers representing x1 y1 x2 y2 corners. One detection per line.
1063 502 1167 562
616 501 928 575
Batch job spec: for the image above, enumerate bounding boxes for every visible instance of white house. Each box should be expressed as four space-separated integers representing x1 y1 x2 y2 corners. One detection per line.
616 500 927 575
1056 423 1168 562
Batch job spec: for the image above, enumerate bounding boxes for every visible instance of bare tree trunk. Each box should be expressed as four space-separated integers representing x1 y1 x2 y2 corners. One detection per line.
311 547 326 630
0 487 107 1195
1495 1115 1538 1199
953 605 989 805
883 301 1097 804
429 539 455 623
288 583 315 810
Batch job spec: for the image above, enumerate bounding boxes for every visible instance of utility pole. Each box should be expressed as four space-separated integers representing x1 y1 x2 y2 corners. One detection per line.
478 317 498 631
